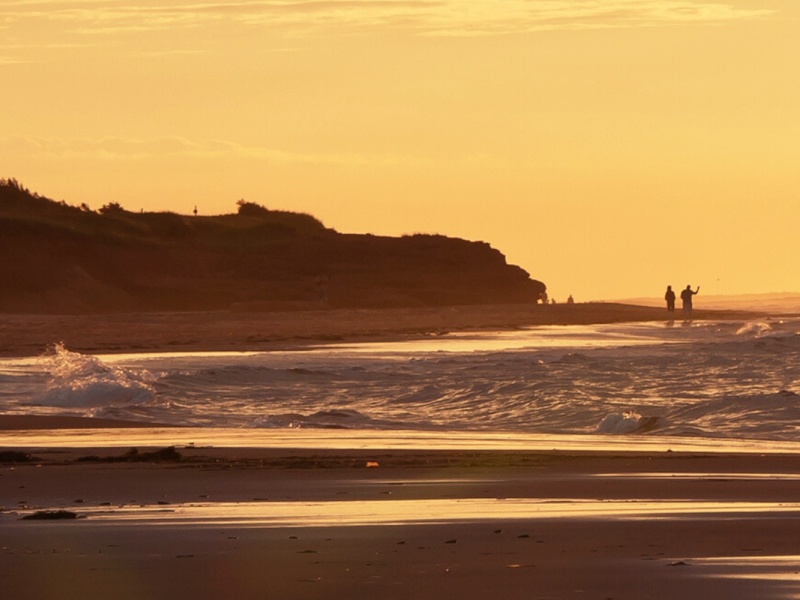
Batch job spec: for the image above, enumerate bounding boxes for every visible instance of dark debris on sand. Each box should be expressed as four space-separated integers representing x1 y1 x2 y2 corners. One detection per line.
22 510 80 520
75 446 182 463
0 451 40 463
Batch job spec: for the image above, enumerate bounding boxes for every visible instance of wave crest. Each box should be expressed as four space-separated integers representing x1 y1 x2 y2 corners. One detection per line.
37 343 156 408
736 321 774 337
247 409 376 429
597 411 660 434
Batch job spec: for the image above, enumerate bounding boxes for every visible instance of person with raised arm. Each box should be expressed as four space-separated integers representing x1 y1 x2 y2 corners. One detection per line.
680 285 699 321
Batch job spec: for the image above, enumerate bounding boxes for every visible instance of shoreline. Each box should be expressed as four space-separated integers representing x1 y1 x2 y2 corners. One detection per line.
4 422 800 455
0 302 768 358
0 415 177 430
3 444 800 599
4 303 799 598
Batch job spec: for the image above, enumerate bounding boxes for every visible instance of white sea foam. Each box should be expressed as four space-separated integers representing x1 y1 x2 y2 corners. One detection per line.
597 412 659 434
736 321 773 337
2 320 800 439
247 409 378 429
36 343 157 409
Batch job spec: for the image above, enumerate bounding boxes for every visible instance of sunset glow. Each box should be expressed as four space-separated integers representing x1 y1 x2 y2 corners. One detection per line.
2 0 798 299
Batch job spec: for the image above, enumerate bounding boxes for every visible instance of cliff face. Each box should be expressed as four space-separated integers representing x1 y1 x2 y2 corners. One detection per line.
0 180 546 314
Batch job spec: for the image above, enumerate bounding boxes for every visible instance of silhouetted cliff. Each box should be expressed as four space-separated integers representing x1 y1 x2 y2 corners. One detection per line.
0 179 546 313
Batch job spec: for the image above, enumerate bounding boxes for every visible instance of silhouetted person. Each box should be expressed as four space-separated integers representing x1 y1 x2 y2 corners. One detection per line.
193 205 198 217
567 295 574 304
315 274 329 308
680 285 699 321
665 286 675 312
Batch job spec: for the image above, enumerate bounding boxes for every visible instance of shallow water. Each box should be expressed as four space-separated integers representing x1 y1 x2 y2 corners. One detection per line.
13 498 800 528
5 428 800 454
1 318 799 442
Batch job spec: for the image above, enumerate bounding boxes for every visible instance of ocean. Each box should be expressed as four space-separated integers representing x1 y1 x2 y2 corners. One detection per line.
1 318 799 445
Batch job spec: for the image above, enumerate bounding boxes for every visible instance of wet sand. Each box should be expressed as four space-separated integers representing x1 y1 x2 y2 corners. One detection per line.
3 435 800 599
1 304 791 598
0 302 761 357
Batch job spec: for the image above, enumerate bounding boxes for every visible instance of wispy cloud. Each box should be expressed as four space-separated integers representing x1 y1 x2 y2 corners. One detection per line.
420 1 776 36
1 135 293 161
132 48 206 57
0 1 777 39
0 56 30 64
0 135 427 167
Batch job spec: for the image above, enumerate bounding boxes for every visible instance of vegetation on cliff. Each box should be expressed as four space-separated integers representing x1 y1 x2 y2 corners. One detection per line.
0 178 546 313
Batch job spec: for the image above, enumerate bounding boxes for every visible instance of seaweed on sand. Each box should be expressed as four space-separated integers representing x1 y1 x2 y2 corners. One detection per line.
75 446 182 463
22 510 79 520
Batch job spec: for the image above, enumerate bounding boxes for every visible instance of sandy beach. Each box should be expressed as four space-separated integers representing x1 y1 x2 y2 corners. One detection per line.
7 0 800 594
0 302 763 358
3 422 800 599
3 305 797 599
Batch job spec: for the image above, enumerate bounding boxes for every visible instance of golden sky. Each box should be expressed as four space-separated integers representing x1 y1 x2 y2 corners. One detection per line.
2 0 798 300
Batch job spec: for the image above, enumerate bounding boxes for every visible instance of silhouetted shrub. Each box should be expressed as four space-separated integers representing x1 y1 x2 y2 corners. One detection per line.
236 199 325 232
99 202 126 215
236 199 271 217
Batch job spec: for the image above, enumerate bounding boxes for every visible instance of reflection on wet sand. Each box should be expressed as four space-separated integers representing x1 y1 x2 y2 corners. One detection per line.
693 555 800 582
14 498 800 528
5 427 800 454
4 446 800 600
593 472 800 480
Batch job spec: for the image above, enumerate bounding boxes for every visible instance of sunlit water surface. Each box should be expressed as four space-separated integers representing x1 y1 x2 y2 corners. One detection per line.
12 498 800 528
2 318 800 445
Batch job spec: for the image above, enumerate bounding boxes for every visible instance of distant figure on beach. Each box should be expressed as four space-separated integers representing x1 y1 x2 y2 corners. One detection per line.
315 274 329 308
193 205 198 216
540 291 548 305
665 286 675 312
567 295 574 304
680 285 699 321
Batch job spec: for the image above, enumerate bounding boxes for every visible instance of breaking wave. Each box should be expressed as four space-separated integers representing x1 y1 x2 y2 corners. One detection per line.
246 409 383 429
36 343 157 409
597 412 660 434
736 321 773 337
2 319 799 439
